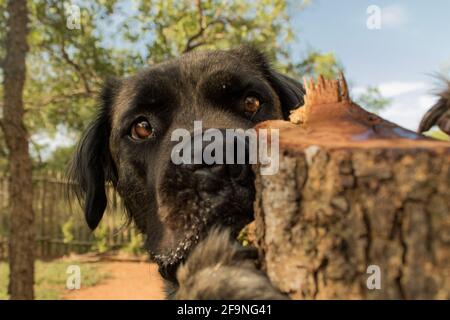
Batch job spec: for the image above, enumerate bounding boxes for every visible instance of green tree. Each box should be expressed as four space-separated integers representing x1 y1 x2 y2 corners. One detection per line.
355 86 391 114
292 50 342 79
131 0 294 61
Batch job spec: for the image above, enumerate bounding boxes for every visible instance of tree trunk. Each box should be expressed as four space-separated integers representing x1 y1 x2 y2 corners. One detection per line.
254 76 450 299
1 0 34 300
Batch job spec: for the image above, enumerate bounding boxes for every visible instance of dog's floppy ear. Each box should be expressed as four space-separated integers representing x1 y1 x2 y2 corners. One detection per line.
232 45 304 119
266 70 305 119
69 79 119 230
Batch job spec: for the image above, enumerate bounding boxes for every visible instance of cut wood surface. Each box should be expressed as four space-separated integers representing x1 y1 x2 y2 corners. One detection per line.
254 75 450 299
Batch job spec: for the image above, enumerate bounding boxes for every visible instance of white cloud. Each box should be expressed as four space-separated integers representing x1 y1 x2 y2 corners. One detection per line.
381 4 409 28
418 95 438 110
353 81 427 98
352 86 367 96
353 81 436 131
377 81 427 98
379 93 437 131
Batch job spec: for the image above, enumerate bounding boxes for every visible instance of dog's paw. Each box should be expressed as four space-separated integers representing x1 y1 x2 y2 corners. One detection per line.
175 228 288 300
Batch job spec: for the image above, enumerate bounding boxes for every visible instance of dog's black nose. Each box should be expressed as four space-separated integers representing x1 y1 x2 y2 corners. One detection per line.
175 129 254 190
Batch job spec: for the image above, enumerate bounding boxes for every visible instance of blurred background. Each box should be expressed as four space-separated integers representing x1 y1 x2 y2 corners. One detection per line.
0 0 449 299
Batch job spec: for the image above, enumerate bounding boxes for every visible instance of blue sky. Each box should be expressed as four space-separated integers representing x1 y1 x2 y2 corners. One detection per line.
288 0 450 130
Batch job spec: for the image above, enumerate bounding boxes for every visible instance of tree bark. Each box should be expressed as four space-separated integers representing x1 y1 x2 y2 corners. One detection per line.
254 76 450 299
1 0 34 300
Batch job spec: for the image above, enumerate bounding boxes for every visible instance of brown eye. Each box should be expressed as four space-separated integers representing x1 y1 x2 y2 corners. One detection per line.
131 119 153 140
244 96 260 113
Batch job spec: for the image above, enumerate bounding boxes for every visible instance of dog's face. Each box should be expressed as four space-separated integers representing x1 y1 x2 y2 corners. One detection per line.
70 46 303 280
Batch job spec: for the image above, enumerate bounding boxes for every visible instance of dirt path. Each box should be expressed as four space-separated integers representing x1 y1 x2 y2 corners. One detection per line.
63 261 165 300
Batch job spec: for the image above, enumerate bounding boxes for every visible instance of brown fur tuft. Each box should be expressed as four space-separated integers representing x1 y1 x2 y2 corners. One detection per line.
175 228 287 300
419 79 450 135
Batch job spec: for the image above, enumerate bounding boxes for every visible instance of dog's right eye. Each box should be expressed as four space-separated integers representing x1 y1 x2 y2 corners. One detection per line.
244 95 261 113
130 118 153 140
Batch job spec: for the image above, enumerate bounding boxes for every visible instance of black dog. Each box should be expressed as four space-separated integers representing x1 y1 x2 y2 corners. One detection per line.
70 46 303 299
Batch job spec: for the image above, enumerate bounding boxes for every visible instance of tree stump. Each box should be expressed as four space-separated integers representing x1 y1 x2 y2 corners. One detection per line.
254 75 450 299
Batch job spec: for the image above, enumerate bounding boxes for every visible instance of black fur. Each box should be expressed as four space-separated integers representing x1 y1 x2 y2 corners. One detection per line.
69 79 119 230
69 46 303 299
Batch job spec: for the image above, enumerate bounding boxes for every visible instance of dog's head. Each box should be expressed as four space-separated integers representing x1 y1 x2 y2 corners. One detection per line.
70 46 303 280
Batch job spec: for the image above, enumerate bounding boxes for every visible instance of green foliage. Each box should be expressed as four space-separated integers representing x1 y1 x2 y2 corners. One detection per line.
61 216 75 244
91 224 109 253
293 50 342 79
355 86 391 114
26 0 121 134
132 0 294 63
41 145 76 172
237 226 250 247
0 0 6 63
424 129 450 141
0 260 108 300
122 232 145 256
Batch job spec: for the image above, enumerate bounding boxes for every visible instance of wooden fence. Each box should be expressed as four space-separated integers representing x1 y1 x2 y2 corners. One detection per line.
0 171 141 260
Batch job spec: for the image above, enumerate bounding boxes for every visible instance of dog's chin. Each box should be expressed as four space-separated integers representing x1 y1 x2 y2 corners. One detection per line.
148 191 254 282
151 217 253 282
149 224 206 281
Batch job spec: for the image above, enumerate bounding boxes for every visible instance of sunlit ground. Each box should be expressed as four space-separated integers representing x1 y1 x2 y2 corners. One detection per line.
0 260 108 300
424 129 450 141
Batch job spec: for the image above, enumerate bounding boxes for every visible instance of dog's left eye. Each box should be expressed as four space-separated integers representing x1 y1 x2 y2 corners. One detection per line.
130 118 153 140
244 96 261 113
